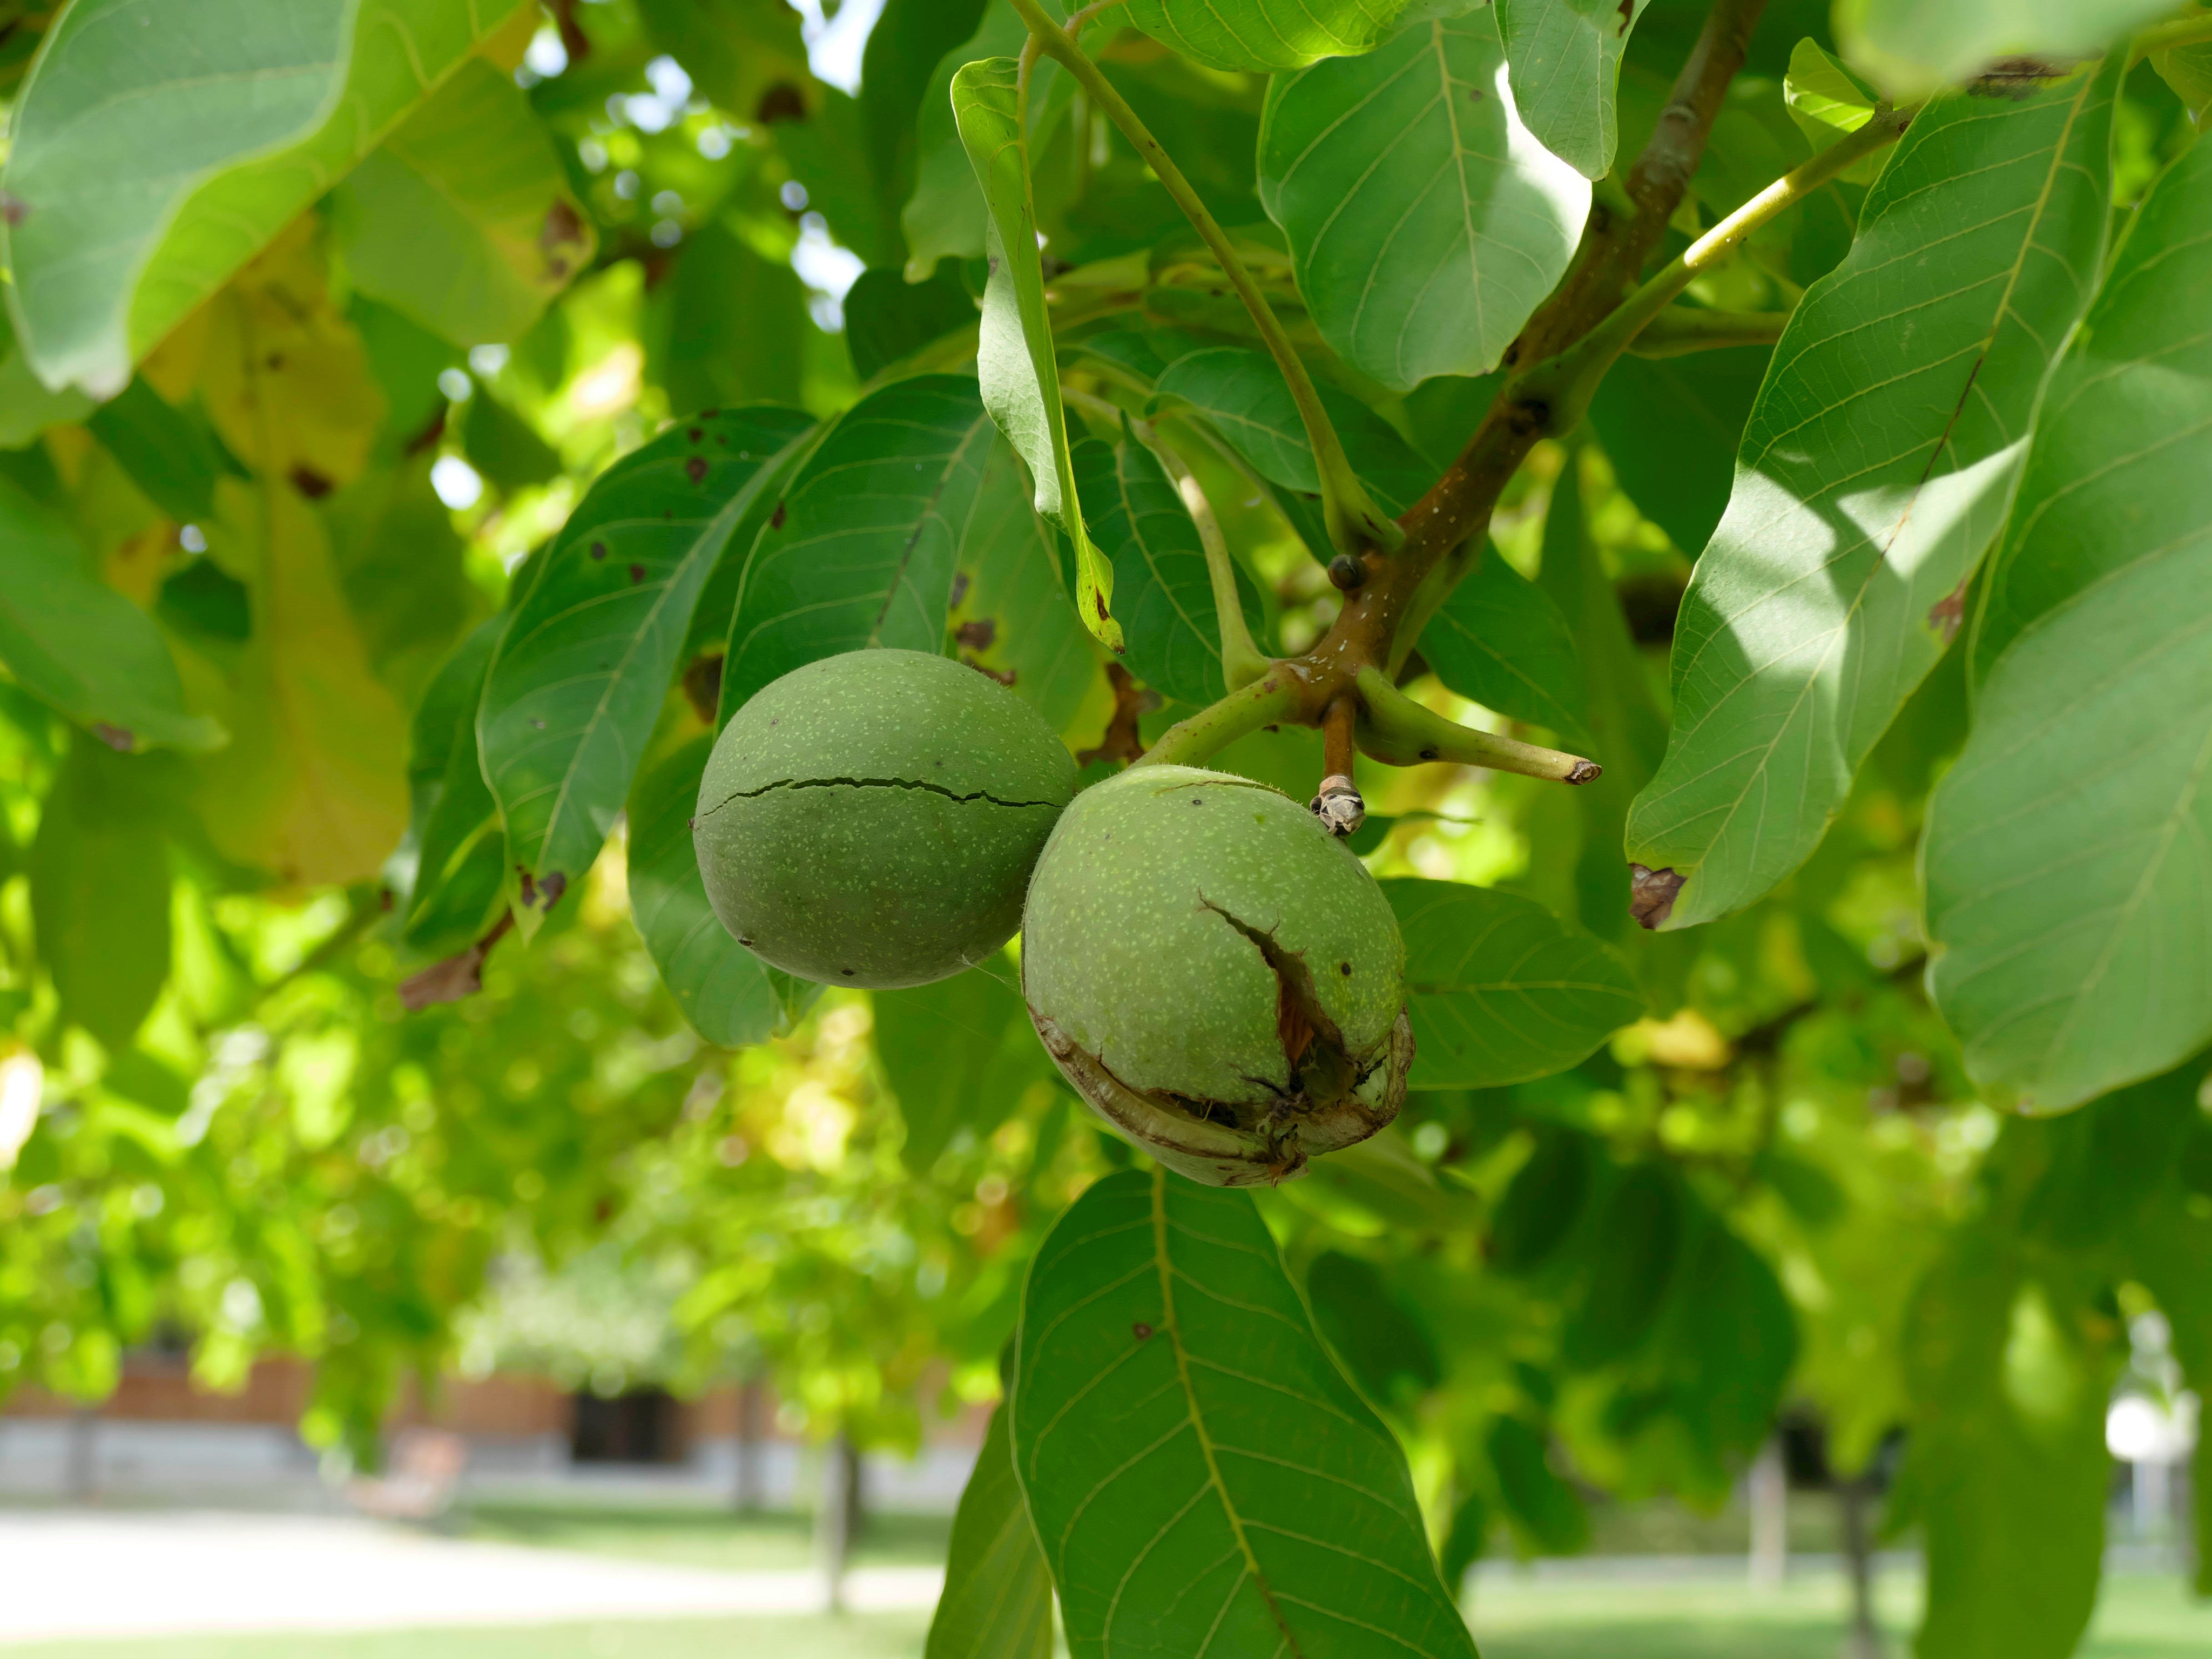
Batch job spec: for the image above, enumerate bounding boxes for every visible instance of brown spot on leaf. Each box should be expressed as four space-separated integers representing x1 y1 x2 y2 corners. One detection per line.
1617 0 1634 31
1629 864 1685 930
1928 575 1972 644
687 427 703 442
756 82 807 124
0 192 25 226
948 571 970 607
399 912 516 1011
92 723 134 752
404 406 447 456
288 465 333 498
1077 663 1152 768
590 541 608 560
1132 1323 1154 1340
540 199 585 264
682 653 724 724
1973 56 2066 98
684 455 708 484
954 618 997 651
537 872 568 911
770 500 787 530
628 563 647 584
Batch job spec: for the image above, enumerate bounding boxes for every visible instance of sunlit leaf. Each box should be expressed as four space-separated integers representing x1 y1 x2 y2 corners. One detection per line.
1013 1167 1477 1659
1625 59 2121 930
1124 0 1439 72
1383 878 1643 1087
392 615 506 961
480 406 814 932
956 57 1121 652
332 60 593 349
1496 0 1651 179
1259 6 1590 389
1844 0 2171 97
0 0 529 396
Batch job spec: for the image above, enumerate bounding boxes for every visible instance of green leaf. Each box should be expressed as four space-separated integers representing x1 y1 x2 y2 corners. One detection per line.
1783 38 1885 184
876 962 1051 1175
1418 543 1588 741
649 221 809 416
1307 1250 1442 1399
1897 1229 2113 1659
1584 346 1769 558
84 377 231 524
927 1402 1054 1659
861 0 990 214
948 439 1103 739
1496 0 1651 179
628 736 815 1048
460 391 562 497
393 616 507 961
1562 1164 1681 1367
0 475 225 753
901 2 1066 282
331 60 593 349
30 739 173 1052
2150 32 2212 123
1383 878 1644 1088
777 87 904 272
1149 346 1432 514
1489 1126 1596 1272
637 0 813 127
196 480 411 888
1844 0 2172 97
480 406 814 929
1486 1414 1590 1554
1258 7 1591 389
1073 436 1258 709
956 57 1122 653
0 0 529 396
1924 141 2212 1114
1123 0 1435 72
1011 1167 1477 1659
722 376 996 716
1624 60 2122 930
0 318 95 448
845 264 978 382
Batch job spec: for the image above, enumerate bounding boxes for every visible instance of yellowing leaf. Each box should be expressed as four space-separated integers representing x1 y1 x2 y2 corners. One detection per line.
197 479 409 887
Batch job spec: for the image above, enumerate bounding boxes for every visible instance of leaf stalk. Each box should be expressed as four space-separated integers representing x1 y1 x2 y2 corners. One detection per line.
1006 0 1402 559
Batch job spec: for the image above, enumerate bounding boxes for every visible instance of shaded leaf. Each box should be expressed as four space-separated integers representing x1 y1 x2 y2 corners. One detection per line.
845 264 978 381
1012 1168 1476 1659
1585 345 1769 558
638 0 813 126
948 439 1103 739
876 961 1051 1175
1073 435 1259 709
481 406 813 932
392 616 506 962
29 739 173 1051
84 376 230 524
1489 1126 1596 1273
1384 878 1644 1088
0 0 528 395
332 60 593 349
0 474 224 753
1562 1164 1681 1367
1486 1414 1589 1555
1307 1250 1442 1399
1625 60 2121 929
956 57 1121 652
1924 141 2212 1114
628 736 815 1048
1259 8 1590 389
1497 0 1651 179
649 221 809 415
723 375 995 715
1150 345 1432 514
1418 543 1588 741
927 1402 1054 1659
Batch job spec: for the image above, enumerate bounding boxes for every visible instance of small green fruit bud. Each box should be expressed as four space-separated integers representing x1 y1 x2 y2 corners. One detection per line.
694 649 1076 988
1020 764 1411 1186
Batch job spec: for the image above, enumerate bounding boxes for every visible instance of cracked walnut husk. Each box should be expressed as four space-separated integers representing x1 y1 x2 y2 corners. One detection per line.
1020 764 1412 1187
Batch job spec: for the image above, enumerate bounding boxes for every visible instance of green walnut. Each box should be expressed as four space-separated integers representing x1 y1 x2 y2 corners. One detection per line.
693 649 1076 988
1021 764 1412 1186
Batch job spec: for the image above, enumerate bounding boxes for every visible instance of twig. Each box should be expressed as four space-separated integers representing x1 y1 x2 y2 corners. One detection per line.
1135 670 1306 770
1628 307 1793 358
1353 669 1600 785
1006 0 1401 558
